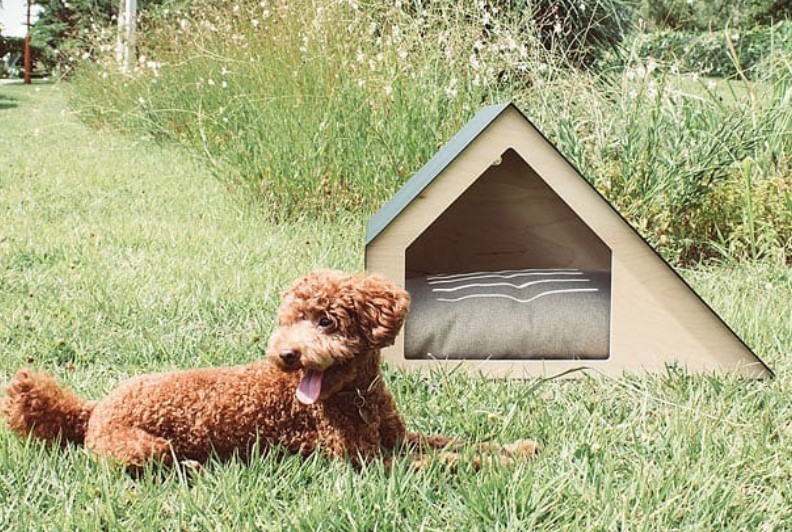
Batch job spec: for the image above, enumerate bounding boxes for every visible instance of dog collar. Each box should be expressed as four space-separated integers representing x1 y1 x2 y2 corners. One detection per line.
335 375 382 425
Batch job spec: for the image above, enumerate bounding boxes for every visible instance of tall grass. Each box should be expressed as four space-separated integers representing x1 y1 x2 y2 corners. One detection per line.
72 0 509 215
69 0 792 264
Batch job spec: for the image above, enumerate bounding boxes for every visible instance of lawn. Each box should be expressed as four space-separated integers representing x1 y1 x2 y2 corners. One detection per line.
1 83 790 530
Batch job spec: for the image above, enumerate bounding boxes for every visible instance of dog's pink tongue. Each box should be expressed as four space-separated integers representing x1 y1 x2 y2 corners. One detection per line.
296 369 323 405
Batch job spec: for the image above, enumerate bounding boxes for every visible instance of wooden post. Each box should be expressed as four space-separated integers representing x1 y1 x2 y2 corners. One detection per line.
116 0 137 72
23 0 32 84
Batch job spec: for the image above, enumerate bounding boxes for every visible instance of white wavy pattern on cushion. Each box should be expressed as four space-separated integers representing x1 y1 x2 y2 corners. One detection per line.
432 278 592 292
427 269 584 285
430 268 599 304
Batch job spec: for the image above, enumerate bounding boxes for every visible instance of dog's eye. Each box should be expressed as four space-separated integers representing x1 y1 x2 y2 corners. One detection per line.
317 316 334 330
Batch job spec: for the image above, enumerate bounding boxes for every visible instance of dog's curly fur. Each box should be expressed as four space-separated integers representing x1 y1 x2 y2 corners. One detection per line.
2 270 536 468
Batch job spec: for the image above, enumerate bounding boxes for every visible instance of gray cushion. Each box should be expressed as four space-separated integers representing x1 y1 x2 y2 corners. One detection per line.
405 269 610 360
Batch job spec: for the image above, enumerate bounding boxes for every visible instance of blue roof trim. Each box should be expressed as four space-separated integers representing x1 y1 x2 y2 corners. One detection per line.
365 102 513 245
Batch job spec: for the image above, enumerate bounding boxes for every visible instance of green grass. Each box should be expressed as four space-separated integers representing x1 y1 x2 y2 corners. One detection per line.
2 84 792 530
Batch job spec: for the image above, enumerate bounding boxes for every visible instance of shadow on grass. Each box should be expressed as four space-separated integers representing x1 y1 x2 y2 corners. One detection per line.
0 93 19 110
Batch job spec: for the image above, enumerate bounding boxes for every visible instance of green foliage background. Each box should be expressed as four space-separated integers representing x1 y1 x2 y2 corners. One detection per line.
30 0 169 74
636 0 792 31
66 0 792 265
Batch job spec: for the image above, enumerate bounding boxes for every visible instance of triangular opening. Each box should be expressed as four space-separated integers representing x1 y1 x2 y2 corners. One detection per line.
404 149 612 360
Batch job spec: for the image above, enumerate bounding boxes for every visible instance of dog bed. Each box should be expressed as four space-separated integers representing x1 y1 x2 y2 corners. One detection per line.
405 268 610 360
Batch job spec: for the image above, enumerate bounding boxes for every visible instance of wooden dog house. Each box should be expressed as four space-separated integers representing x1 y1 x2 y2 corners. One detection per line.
365 103 771 378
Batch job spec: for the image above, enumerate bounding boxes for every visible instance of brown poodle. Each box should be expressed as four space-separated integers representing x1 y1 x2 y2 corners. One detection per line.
2 270 536 468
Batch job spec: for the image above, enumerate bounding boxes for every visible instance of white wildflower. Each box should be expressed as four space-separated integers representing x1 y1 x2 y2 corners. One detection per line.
444 78 458 99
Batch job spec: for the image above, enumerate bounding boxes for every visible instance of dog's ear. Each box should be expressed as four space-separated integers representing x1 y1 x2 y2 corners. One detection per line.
356 274 410 349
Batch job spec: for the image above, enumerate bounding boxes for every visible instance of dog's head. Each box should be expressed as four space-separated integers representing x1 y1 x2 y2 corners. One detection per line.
267 270 410 405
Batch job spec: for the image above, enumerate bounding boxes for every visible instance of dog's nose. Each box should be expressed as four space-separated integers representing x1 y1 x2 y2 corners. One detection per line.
279 349 301 366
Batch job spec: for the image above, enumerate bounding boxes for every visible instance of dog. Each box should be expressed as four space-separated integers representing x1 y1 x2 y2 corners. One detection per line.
2 270 536 468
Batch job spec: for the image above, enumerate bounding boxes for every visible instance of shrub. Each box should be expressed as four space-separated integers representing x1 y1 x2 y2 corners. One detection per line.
628 20 792 78
71 0 560 217
636 0 792 31
69 0 792 264
553 58 792 263
746 0 792 27
513 0 634 65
